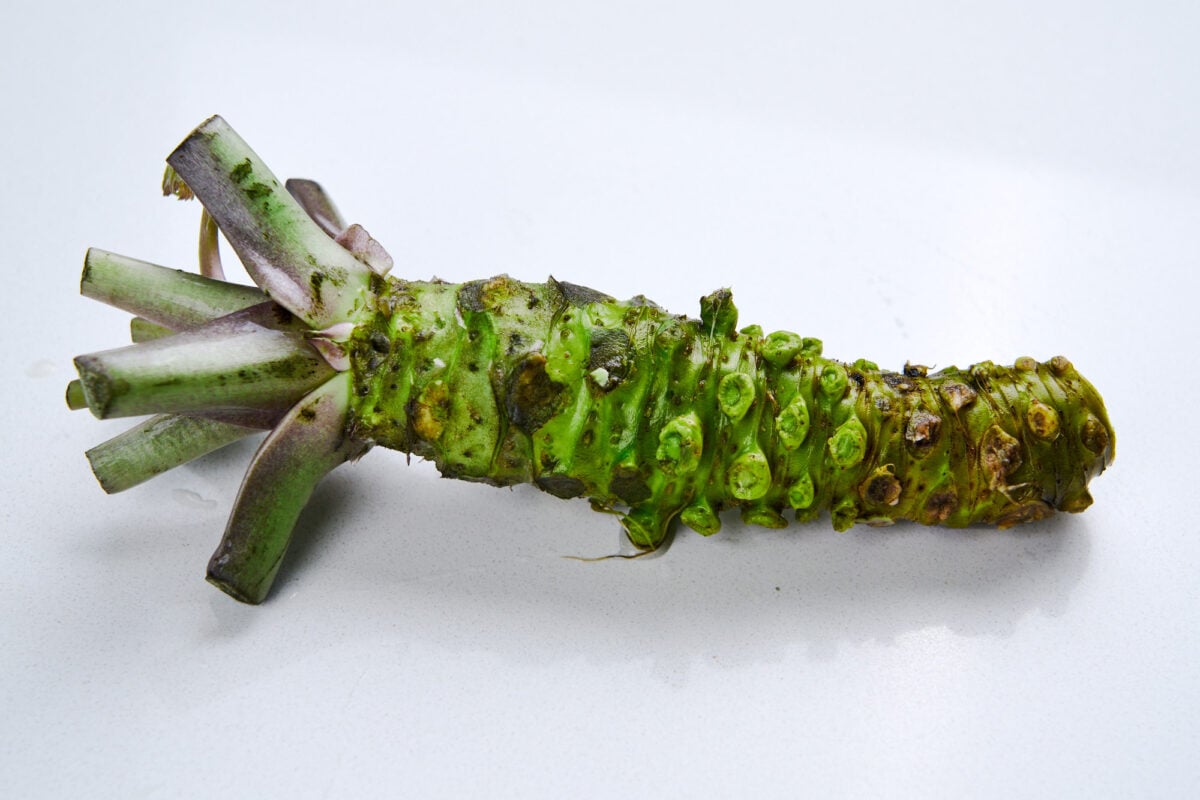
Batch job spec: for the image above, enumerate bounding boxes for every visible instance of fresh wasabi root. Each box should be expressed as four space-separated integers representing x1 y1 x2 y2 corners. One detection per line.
69 116 1115 604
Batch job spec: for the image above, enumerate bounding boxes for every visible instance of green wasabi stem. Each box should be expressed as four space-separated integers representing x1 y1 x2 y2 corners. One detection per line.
206 373 364 604
130 317 174 342
86 414 260 494
166 116 373 329
285 178 346 239
74 317 334 419
65 380 87 410
82 248 265 329
198 209 224 281
70 115 1116 605
349 276 1114 544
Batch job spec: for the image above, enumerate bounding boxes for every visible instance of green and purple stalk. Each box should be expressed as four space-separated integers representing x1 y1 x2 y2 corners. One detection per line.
69 116 1115 604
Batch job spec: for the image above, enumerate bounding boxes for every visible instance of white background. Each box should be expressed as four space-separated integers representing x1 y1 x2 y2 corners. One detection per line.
2 2 1197 797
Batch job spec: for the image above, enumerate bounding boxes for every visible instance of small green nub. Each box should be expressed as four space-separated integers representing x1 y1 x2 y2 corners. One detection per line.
832 498 859 532
775 396 810 450
787 472 815 509
794 506 820 524
656 412 704 474
1015 356 1037 371
828 417 868 468
718 372 756 421
852 358 878 372
800 337 823 358
622 507 671 549
1080 414 1110 455
699 288 738 336
1026 400 1060 440
819 364 848 399
739 324 763 339
680 499 722 536
727 449 772 501
741 505 788 529
1062 488 1094 513
762 331 803 366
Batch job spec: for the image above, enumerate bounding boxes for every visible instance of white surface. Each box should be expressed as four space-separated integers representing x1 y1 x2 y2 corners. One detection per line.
3 3 1198 797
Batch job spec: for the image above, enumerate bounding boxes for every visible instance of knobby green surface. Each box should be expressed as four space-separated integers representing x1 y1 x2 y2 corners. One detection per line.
347 277 1115 546
69 115 1115 603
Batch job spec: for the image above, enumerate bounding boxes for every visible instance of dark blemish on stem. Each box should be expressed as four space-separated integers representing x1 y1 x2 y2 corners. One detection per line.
557 280 614 307
505 354 565 434
410 382 450 441
369 332 391 353
587 328 632 389
1081 415 1110 455
535 475 586 499
883 373 917 393
862 470 902 506
611 469 651 505
230 159 252 183
905 411 942 456
996 500 1055 529
923 489 957 523
981 425 1022 489
939 381 977 411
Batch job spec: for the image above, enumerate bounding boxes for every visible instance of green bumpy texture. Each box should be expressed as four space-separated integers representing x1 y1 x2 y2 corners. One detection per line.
346 274 1114 548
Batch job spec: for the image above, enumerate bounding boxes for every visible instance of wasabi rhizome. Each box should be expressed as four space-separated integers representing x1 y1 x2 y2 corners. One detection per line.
69 116 1115 604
